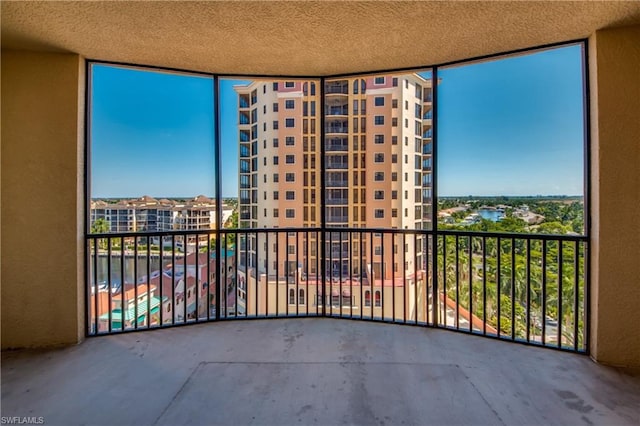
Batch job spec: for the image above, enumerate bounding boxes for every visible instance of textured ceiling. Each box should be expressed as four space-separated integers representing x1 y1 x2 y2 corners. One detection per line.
2 1 640 76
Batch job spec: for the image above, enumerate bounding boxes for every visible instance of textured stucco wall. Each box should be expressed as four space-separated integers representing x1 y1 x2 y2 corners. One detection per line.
1 50 85 349
589 25 640 368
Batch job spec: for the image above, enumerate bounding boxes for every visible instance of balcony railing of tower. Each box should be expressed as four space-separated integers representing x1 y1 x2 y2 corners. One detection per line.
87 227 588 354
325 126 349 134
325 107 349 116
325 85 349 95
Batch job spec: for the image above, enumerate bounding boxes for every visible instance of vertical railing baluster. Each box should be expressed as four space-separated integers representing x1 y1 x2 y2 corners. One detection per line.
381 232 385 321
442 236 447 327
146 236 151 328
482 236 487 335
171 235 176 325
276 231 279 317
265 232 270 317
206 233 211 321
497 237 501 337
339 231 343 318
542 240 547 345
414 233 418 325
511 238 516 340
160 236 164 325
183 235 188 323
195 234 199 322
469 236 473 333
403 233 407 324
392 232 396 323
306 230 310 316
370 231 374 321
574 241 580 351
526 239 531 343
349 231 353 319
558 240 563 348
296 231 300 317
134 237 138 330
93 238 99 334
455 235 459 329
107 237 112 333
360 231 364 320
120 236 125 331
256 232 260 317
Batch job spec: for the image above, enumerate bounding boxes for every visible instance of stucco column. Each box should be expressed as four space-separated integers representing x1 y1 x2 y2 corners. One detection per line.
1 50 85 348
589 25 640 368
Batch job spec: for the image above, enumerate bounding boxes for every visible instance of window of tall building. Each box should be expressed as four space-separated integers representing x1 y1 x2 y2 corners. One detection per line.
286 155 295 164
374 77 385 85
374 97 384 106
392 118 398 127
273 102 278 112
374 172 384 181
285 118 295 128
273 208 279 218
286 209 295 218
374 153 384 163
374 116 384 125
374 135 384 144
273 82 278 91
273 138 279 147
273 173 279 183
286 173 295 182
273 156 279 165
286 191 295 200
273 120 279 129
286 136 295 146
285 81 295 88
285 100 295 109
273 191 279 200
374 191 384 200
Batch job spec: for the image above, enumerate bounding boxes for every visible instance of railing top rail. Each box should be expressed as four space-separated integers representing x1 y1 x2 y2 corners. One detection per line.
87 227 587 241
436 229 588 241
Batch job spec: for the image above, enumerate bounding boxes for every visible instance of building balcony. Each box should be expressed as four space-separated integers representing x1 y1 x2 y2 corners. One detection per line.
325 180 348 187
325 84 349 95
3 317 638 426
326 162 349 170
325 143 349 152
325 107 349 116
325 126 349 134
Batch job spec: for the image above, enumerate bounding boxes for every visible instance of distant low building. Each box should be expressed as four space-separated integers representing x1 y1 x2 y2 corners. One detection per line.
90 195 224 233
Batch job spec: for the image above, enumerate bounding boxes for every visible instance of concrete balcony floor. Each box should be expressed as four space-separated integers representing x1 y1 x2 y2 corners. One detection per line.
2 319 639 426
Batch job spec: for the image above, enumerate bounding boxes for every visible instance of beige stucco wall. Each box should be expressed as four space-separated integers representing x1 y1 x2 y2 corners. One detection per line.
1 50 85 349
589 25 640 368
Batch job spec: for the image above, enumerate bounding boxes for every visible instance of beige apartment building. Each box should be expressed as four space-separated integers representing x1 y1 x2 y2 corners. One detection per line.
235 75 433 313
90 195 219 232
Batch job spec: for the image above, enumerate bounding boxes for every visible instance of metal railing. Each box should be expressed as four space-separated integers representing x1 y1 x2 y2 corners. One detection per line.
86 228 588 353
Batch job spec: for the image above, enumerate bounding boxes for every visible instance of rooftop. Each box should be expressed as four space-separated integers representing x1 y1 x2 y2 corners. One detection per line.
2 319 639 425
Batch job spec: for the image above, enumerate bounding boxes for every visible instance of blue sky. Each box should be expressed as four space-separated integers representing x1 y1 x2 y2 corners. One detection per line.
437 45 584 196
91 44 584 199
91 65 215 198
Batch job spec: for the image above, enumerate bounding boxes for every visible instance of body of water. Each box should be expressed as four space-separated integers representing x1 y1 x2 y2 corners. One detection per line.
477 209 505 222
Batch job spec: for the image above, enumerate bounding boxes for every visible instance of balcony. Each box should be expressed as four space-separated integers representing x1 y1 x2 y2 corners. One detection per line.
326 160 349 170
3 317 638 425
325 106 349 116
325 179 348 187
325 126 349 134
325 84 349 95
325 143 349 152
84 228 588 348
